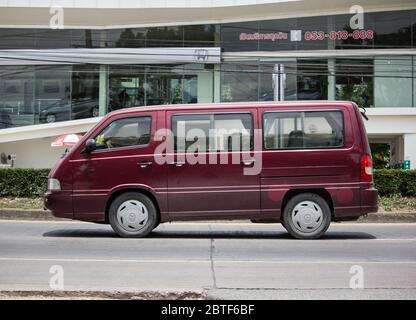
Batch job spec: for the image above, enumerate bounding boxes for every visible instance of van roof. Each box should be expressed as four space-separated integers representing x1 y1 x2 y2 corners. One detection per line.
107 100 355 117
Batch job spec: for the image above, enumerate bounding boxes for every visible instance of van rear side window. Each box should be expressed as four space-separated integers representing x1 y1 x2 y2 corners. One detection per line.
263 111 344 149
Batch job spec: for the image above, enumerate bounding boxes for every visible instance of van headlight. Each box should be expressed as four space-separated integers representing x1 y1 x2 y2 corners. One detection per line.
48 178 61 191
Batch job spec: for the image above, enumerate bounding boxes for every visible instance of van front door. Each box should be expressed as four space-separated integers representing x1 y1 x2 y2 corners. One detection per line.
70 113 165 221
166 109 260 220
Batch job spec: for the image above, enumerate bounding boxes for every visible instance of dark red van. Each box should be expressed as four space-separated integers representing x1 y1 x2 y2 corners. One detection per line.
44 101 378 239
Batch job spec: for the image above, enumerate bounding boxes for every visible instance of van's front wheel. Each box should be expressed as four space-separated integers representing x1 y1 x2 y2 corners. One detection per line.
109 192 158 238
283 193 331 239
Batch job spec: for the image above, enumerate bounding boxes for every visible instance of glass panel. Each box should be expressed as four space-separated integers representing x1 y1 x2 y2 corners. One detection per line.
35 30 75 49
184 25 216 47
221 21 259 52
0 66 35 128
296 59 328 100
107 28 146 48
333 14 374 49
146 65 183 105
221 63 259 102
369 11 412 48
1 65 99 128
374 56 413 108
71 65 100 120
184 64 213 104
335 58 373 108
258 18 295 51
258 61 298 101
36 65 71 124
0 28 36 49
263 111 344 149
108 66 146 112
95 116 151 150
296 16 330 51
183 72 198 104
258 60 323 101
258 64 274 101
146 26 183 47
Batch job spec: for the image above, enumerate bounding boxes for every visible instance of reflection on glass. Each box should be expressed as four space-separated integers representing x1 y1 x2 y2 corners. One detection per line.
0 66 35 128
70 65 99 120
184 25 216 47
221 63 259 102
146 26 183 47
335 59 373 108
108 64 203 109
36 66 71 124
370 11 412 48
108 66 146 112
374 57 413 108
0 65 101 127
146 65 182 105
295 59 328 100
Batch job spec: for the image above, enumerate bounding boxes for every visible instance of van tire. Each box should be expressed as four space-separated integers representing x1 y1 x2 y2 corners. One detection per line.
109 192 158 238
282 193 331 239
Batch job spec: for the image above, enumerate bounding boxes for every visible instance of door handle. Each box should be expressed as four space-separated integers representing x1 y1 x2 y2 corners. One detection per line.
137 161 153 168
241 159 256 166
168 161 186 167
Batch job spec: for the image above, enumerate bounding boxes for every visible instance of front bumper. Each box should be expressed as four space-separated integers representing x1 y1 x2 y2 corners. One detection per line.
44 191 73 219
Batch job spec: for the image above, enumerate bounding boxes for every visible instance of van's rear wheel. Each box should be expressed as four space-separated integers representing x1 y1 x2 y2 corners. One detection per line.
109 192 158 238
282 193 331 239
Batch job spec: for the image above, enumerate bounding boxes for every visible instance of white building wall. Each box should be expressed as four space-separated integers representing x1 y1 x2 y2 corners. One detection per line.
0 137 66 168
404 134 416 169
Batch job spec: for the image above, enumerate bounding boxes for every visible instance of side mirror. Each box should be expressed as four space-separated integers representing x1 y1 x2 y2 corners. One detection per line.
84 139 97 153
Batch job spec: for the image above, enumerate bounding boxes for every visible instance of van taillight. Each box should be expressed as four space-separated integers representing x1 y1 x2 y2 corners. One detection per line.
361 154 373 182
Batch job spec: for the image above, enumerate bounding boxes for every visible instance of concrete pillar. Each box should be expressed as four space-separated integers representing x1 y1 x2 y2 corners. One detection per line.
197 70 214 103
403 133 416 169
327 58 336 100
213 64 221 103
98 65 108 116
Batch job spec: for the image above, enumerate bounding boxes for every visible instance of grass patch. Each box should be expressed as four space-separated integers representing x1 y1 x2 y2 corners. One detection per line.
0 197 43 210
378 195 416 212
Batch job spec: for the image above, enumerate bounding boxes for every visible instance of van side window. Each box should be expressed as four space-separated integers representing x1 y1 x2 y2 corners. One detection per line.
172 113 253 153
263 111 344 149
94 116 151 150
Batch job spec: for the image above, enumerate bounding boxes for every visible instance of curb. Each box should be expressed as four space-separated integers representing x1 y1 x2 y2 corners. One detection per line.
357 212 416 223
0 209 415 223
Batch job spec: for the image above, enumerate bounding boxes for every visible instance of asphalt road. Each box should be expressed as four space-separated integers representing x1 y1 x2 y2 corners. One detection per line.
0 220 415 299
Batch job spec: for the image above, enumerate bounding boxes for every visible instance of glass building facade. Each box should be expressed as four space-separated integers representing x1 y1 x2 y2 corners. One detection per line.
1 10 415 129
